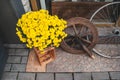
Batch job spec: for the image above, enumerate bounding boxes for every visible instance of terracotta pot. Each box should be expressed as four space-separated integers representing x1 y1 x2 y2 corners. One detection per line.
33 47 55 65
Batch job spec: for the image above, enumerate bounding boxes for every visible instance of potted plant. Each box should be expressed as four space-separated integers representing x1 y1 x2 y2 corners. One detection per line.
16 9 67 65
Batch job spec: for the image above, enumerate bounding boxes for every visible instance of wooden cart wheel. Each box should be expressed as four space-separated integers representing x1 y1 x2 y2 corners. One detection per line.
61 17 98 55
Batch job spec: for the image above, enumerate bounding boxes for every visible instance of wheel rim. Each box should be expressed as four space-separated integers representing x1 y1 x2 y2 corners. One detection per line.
90 2 120 58
90 2 120 27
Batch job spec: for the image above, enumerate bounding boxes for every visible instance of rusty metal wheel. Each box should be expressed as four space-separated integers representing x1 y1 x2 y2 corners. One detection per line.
61 17 98 55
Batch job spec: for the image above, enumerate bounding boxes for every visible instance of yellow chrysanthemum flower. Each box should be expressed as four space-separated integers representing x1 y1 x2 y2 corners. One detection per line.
16 9 67 54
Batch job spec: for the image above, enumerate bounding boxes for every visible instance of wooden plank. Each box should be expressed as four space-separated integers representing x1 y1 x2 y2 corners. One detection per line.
30 0 38 11
116 17 120 27
94 22 115 27
52 2 109 19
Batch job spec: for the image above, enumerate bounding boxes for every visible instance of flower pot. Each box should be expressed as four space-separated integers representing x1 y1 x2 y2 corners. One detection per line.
33 47 55 65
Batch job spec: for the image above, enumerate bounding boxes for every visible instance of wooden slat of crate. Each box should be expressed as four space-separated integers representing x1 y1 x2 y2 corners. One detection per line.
26 49 55 72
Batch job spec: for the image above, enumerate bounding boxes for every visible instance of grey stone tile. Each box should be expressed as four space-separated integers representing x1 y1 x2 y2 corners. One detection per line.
11 64 26 72
7 56 21 63
109 72 120 80
36 73 54 80
4 44 26 48
1 72 18 80
21 56 28 63
55 73 73 80
4 64 11 71
8 49 29 56
92 72 110 80
15 49 29 56
8 49 16 55
18 73 35 80
74 72 91 80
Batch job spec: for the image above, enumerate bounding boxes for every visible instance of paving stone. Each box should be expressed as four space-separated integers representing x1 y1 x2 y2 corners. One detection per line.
4 64 11 71
21 56 28 63
15 49 29 56
74 72 91 80
1 72 18 80
11 64 26 72
8 49 16 55
4 44 26 48
18 73 35 80
7 56 21 63
92 72 110 80
8 49 28 56
55 73 73 80
36 73 54 80
109 72 120 80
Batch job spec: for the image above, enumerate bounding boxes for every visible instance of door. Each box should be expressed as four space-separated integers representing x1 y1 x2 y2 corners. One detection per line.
0 0 25 43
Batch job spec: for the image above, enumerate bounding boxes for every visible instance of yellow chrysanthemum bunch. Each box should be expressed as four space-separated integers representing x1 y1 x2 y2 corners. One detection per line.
16 9 67 53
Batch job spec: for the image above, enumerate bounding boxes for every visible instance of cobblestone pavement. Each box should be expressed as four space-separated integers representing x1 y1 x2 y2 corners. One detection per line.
1 44 120 80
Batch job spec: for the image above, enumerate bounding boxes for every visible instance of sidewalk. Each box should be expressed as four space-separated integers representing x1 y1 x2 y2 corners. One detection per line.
2 71 120 80
1 46 120 80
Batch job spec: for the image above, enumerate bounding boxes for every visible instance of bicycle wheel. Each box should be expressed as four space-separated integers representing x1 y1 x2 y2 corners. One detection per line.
90 2 120 58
